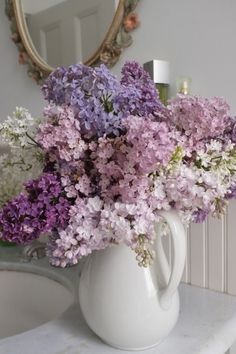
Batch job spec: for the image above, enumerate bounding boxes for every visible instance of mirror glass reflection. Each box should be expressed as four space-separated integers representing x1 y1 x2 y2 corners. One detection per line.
22 0 118 68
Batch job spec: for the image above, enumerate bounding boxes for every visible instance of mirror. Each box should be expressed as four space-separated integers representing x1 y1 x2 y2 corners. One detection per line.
22 0 118 68
5 0 140 84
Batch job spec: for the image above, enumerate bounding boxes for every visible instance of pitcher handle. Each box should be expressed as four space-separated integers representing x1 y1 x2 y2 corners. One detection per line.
156 209 186 310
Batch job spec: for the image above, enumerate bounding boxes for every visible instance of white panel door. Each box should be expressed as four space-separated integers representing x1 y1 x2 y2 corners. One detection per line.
180 201 236 297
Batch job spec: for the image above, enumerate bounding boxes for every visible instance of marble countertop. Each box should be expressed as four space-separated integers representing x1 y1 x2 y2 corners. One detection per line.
1 248 236 354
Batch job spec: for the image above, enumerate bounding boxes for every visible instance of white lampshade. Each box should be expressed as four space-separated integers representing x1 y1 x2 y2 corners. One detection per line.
143 60 170 84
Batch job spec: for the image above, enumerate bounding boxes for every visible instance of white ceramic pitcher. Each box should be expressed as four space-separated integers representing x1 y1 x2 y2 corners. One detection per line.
78 210 186 350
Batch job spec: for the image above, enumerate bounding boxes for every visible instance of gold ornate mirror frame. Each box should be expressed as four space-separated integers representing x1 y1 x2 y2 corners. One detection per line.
5 0 140 85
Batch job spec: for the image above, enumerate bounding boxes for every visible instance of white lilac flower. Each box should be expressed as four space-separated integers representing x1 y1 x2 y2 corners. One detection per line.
0 147 42 207
0 107 39 148
207 140 222 152
0 108 43 206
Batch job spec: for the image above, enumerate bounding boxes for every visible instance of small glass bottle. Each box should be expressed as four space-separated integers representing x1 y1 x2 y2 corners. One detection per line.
176 77 191 95
155 83 169 105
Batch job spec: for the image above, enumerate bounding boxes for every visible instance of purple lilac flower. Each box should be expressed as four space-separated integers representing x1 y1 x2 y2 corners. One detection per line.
0 173 71 244
42 64 120 106
0 194 41 244
226 183 236 199
124 116 174 172
118 61 164 117
42 62 163 138
24 173 71 230
230 120 236 143
192 209 209 223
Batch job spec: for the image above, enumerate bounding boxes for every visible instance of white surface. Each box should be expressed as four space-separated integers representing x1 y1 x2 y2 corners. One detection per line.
0 270 73 338
79 210 186 350
0 283 236 354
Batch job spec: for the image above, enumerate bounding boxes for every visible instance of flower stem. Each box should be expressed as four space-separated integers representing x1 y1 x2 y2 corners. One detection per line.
26 132 42 148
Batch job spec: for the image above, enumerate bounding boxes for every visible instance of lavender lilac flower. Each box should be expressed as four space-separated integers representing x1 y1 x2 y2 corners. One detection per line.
42 61 163 137
117 60 164 118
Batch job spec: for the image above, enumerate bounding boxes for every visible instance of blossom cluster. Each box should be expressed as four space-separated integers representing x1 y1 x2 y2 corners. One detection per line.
42 62 163 138
0 173 71 244
0 107 42 206
1 61 236 268
168 95 230 143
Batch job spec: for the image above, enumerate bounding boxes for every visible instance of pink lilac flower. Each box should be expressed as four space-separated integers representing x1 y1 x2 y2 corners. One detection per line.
168 94 230 143
90 116 175 204
123 116 174 172
37 105 87 163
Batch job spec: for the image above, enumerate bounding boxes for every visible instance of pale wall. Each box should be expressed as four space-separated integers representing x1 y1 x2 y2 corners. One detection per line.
114 0 236 113
0 0 44 121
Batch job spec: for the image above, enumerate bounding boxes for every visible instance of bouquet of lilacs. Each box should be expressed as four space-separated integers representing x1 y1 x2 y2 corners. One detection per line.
0 61 236 268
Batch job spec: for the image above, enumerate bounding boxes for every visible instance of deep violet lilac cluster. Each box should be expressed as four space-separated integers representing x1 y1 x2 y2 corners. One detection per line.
42 61 163 137
1 61 236 268
0 173 71 244
116 61 164 118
